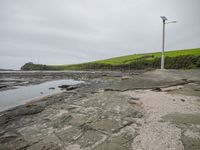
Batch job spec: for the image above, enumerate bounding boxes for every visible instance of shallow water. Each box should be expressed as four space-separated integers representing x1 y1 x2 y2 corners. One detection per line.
0 79 83 112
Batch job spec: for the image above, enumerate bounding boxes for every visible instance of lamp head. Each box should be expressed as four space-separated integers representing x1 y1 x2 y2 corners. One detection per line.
171 21 177 23
160 16 168 21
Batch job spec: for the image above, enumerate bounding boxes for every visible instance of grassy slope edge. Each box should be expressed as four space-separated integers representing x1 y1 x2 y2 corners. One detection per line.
21 48 200 70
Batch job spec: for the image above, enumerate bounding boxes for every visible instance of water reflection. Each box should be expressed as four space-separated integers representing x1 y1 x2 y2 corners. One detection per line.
0 79 83 112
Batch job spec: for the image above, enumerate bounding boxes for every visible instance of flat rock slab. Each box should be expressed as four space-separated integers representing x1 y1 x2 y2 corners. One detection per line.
105 70 200 91
0 69 200 150
0 88 141 150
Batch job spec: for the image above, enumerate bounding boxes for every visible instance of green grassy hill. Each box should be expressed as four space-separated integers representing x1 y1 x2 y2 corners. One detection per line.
21 48 200 70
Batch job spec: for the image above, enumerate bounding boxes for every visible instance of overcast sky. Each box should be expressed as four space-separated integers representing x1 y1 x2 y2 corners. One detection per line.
0 0 200 69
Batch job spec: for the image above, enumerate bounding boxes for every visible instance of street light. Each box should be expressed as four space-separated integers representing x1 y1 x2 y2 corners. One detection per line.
160 16 177 69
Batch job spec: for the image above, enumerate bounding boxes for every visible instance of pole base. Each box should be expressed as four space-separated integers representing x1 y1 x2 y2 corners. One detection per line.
161 54 165 69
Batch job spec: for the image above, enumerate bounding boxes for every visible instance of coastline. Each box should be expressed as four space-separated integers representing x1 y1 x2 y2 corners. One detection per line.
0 69 200 150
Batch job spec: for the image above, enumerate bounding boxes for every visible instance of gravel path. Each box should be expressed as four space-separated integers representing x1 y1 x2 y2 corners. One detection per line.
123 88 200 150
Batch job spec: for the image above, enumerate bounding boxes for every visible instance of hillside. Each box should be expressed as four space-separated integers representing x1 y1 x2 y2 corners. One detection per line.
21 48 200 70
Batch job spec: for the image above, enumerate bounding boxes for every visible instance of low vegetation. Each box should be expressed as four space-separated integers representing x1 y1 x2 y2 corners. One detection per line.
21 48 200 70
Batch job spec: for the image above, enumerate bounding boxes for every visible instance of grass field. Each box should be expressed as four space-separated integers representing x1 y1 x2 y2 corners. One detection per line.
51 48 200 70
21 48 200 70
96 48 200 65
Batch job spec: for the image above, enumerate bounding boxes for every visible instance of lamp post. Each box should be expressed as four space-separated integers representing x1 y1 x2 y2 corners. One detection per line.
160 16 176 69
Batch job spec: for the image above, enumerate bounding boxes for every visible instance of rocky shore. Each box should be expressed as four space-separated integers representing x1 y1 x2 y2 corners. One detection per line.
0 70 200 150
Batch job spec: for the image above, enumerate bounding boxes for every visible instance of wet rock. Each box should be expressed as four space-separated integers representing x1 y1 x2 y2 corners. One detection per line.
181 99 185 102
129 97 140 101
49 87 55 90
16 104 45 116
59 85 79 91
79 124 93 131
128 100 137 104
194 89 200 91
152 87 162 92
182 79 188 82
58 85 70 89
0 104 45 126
66 86 78 91
102 74 107 77
104 88 122 92
0 131 19 143
0 85 7 89
112 74 122 77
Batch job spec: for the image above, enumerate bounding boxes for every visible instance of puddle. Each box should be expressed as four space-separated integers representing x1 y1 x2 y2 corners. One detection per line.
0 79 84 112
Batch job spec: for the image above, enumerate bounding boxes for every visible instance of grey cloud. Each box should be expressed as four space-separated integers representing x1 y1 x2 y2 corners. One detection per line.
0 0 200 69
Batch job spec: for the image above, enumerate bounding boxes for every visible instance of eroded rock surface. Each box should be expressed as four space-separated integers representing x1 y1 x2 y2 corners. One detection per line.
0 69 200 150
0 88 142 149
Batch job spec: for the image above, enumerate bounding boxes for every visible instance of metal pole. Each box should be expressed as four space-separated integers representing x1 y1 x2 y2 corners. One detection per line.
161 20 165 69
